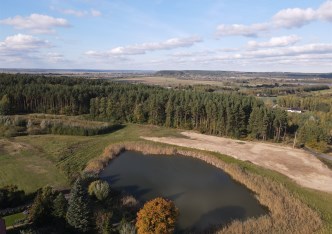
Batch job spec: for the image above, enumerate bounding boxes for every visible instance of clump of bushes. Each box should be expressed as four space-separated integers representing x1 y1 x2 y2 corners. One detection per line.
0 185 27 209
0 115 122 137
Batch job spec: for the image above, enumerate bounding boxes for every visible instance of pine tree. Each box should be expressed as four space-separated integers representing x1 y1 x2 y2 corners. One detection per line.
53 193 67 219
0 95 10 115
66 178 92 232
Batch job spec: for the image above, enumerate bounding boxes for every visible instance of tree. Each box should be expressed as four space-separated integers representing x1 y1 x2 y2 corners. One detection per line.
0 95 10 115
52 193 68 219
88 180 110 201
95 211 112 234
136 197 179 234
66 178 92 232
29 187 57 225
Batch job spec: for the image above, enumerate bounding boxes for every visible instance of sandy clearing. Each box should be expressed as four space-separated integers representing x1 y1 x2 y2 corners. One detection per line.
143 131 332 193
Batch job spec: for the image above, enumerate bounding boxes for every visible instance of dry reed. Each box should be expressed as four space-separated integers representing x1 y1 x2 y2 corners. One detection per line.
84 142 322 234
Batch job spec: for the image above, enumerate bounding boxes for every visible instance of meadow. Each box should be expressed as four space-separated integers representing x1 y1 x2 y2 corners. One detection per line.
1 121 332 232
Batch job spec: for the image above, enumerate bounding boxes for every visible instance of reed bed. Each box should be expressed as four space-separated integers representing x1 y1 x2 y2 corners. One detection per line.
84 142 322 234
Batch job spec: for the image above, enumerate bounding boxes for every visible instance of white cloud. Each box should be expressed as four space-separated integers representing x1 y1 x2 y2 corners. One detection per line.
91 9 102 17
0 34 69 66
272 8 316 28
216 0 332 37
52 7 102 17
59 9 86 17
86 36 202 57
0 34 50 56
46 52 66 63
247 35 301 48
216 23 269 37
0 14 69 34
244 43 332 58
317 0 332 21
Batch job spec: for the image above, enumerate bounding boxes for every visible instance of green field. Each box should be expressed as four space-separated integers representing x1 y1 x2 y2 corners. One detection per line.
0 124 180 192
1 122 332 232
3 212 26 227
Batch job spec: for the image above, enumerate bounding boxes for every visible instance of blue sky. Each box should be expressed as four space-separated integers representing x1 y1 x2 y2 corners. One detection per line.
0 0 331 72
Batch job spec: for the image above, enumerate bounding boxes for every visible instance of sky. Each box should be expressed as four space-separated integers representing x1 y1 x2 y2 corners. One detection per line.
0 0 332 72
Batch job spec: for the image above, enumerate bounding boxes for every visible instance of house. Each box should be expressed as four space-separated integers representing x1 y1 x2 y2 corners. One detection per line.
286 108 303 113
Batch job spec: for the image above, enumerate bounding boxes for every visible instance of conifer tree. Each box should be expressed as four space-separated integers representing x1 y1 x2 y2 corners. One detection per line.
66 178 92 232
53 193 68 219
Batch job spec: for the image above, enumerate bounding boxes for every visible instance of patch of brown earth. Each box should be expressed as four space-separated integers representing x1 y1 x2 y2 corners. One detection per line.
143 131 332 193
0 139 31 155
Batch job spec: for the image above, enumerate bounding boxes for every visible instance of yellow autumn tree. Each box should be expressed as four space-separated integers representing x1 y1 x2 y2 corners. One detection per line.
136 197 179 234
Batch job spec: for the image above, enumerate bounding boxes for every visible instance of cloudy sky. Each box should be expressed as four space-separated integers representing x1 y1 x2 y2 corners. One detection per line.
1 0 332 72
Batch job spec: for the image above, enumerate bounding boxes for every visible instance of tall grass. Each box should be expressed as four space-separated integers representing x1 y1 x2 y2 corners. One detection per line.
84 142 322 233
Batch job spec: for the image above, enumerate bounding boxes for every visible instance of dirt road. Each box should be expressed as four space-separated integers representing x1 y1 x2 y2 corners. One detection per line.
143 132 332 193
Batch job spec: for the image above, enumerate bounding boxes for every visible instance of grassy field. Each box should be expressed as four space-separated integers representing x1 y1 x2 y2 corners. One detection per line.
0 124 180 192
115 76 228 87
1 121 332 232
3 212 26 227
0 138 68 193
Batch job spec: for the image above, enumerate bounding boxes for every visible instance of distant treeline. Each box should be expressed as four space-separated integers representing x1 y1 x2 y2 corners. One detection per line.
244 84 330 96
155 70 332 79
0 73 330 150
278 96 332 112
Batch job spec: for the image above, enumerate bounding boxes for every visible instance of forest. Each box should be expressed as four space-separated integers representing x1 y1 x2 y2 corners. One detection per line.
0 73 331 151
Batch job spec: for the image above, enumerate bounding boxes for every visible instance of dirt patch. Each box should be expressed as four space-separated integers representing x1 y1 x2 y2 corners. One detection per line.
143 131 332 193
0 139 32 155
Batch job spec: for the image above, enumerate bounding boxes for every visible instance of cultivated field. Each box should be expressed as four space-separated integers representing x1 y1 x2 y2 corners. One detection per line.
144 131 332 193
115 76 228 87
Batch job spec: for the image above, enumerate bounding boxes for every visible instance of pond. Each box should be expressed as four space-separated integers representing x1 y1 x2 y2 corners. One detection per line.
100 151 267 232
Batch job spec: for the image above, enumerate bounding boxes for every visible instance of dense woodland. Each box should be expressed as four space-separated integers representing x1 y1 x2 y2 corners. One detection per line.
0 73 331 151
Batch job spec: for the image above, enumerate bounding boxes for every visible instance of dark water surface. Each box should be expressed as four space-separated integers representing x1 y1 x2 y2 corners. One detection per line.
100 151 267 232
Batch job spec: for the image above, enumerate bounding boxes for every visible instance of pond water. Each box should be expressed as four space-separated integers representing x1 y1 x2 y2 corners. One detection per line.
100 151 267 232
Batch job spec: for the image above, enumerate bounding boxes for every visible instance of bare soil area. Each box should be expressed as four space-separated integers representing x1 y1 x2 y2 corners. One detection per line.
143 132 332 193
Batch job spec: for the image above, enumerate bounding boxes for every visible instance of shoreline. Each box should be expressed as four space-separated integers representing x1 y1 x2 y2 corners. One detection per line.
84 141 322 233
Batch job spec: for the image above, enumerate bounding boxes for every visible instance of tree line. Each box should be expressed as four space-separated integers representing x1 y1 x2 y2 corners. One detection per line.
0 73 330 150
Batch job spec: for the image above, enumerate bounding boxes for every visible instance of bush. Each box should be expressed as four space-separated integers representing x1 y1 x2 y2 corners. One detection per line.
95 211 112 234
136 197 179 234
119 221 136 234
0 185 26 209
88 180 110 201
28 187 58 226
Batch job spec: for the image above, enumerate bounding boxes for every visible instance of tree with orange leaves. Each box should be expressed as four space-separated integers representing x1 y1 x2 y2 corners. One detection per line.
136 197 179 234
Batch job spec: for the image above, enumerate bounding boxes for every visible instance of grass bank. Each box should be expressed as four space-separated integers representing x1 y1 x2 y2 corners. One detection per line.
0 124 180 192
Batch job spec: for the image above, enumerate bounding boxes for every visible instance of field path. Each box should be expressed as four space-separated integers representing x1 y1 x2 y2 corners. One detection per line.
143 131 332 193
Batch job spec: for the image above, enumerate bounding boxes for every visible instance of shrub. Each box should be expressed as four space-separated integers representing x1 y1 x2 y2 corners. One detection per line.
88 180 110 201
136 197 179 234
0 185 26 209
119 221 136 234
95 211 112 234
